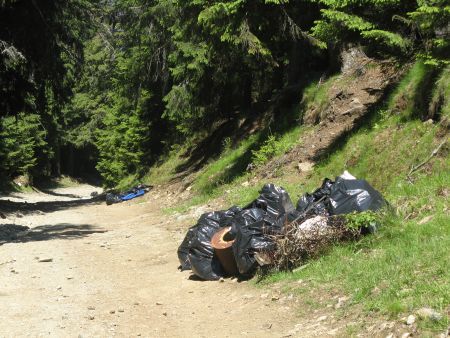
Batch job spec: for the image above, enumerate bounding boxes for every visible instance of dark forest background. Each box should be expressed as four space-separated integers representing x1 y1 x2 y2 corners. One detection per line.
1 0 448 187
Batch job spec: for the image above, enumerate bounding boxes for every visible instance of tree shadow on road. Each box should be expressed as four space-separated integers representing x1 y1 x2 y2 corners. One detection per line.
34 189 82 199
0 223 107 245
0 195 104 216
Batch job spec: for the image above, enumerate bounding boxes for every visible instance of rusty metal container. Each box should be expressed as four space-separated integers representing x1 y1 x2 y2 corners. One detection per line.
211 226 238 276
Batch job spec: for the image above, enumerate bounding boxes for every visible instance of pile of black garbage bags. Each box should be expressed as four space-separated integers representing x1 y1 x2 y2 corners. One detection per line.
177 173 385 280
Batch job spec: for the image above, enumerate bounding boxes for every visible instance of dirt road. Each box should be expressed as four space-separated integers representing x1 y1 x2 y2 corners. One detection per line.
0 185 311 337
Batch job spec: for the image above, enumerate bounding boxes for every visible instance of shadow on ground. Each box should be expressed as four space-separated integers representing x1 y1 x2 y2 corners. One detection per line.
0 195 104 216
34 189 82 199
0 223 107 245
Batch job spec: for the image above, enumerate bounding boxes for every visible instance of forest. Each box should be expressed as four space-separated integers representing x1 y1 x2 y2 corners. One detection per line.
0 0 448 187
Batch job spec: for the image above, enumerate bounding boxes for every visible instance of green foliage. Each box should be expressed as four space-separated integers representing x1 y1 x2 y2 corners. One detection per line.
2 0 449 189
95 107 147 187
311 0 415 54
301 74 340 123
0 114 49 176
344 211 380 230
407 0 450 65
389 60 440 120
429 65 450 118
251 135 278 166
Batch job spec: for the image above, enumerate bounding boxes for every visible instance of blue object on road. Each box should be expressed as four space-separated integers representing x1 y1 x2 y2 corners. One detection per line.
120 189 146 201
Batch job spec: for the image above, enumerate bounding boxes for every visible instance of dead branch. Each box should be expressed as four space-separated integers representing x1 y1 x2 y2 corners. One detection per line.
407 139 447 182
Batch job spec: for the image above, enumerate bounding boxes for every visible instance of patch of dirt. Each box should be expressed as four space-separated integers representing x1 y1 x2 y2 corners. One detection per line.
261 55 401 178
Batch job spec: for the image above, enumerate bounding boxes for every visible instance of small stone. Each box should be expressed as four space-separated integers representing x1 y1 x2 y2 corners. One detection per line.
56 286 62 290
271 296 279 301
385 334 394 338
218 277 225 283
88 315 95 320
401 333 411 338
133 302 140 306
118 308 124 313
327 328 339 336
406 315 415 325
335 296 349 309
317 315 327 322
162 312 167 316
109 310 116 314
87 306 95 311
156 302 163 306
262 323 272 330
297 161 314 173
418 215 433 225
38 258 53 263
416 307 442 321
241 181 250 187
371 286 381 296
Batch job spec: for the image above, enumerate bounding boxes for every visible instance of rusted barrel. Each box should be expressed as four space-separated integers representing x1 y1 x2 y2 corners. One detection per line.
211 226 238 276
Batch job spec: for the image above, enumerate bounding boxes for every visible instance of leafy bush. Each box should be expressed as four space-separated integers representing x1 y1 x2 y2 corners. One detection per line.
344 211 381 231
251 135 278 167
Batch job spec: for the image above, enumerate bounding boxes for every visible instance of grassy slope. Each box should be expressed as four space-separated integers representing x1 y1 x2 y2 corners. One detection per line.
147 62 449 332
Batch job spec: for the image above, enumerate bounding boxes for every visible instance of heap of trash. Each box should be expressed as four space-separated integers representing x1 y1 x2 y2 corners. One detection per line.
177 171 386 280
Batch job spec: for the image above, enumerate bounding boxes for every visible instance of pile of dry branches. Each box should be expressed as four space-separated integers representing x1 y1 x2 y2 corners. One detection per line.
267 216 359 271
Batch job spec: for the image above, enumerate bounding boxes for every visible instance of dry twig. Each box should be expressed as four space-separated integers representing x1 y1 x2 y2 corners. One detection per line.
407 139 447 182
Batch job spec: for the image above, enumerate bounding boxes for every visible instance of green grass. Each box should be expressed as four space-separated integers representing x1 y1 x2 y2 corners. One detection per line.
143 145 189 186
389 61 440 121
193 134 259 194
430 65 450 119
255 62 450 333
264 164 449 313
301 74 340 123
115 173 140 192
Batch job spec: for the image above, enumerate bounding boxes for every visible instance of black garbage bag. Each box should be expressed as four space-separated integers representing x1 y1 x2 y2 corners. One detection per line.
178 206 242 280
177 226 197 271
106 193 122 205
188 211 224 280
329 178 385 215
296 178 334 216
231 208 280 275
218 205 242 227
244 184 295 231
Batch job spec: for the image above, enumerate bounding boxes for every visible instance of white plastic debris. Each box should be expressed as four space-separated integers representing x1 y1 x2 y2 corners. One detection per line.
340 170 357 180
